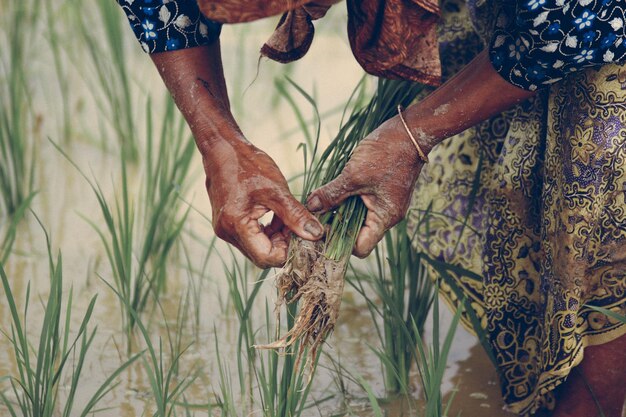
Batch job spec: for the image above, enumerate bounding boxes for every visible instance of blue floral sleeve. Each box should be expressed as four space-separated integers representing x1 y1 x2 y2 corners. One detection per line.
490 0 626 91
116 0 221 53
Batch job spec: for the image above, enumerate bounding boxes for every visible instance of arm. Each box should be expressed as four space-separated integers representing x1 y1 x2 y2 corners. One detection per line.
306 50 535 257
116 0 324 267
151 44 324 268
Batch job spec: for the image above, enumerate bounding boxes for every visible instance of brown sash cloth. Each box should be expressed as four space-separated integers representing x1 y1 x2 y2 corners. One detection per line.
197 0 442 86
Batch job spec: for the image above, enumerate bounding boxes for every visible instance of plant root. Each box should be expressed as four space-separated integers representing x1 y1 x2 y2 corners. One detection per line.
255 236 348 375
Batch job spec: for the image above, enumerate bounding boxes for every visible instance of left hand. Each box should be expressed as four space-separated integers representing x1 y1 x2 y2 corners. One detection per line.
306 117 426 258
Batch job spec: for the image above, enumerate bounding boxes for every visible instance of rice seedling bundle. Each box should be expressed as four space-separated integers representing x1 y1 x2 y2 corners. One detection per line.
256 78 424 372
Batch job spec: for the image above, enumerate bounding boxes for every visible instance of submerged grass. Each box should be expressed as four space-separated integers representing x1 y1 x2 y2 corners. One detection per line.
323 282 461 417
0 225 139 417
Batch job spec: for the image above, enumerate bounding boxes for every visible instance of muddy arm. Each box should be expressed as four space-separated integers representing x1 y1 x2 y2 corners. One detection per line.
307 50 535 257
397 50 535 154
150 43 324 268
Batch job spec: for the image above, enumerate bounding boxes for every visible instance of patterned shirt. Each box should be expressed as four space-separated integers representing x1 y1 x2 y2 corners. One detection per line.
491 0 626 91
117 0 625 90
116 0 221 53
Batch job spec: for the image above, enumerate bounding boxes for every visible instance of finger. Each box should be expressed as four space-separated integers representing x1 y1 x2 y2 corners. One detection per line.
352 195 392 258
306 174 358 213
235 217 289 268
270 192 324 241
353 209 387 258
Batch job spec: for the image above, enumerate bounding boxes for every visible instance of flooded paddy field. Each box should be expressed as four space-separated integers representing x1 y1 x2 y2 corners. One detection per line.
0 1 515 416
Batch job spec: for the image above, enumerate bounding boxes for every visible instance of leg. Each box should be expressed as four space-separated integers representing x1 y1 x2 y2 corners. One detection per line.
551 334 626 417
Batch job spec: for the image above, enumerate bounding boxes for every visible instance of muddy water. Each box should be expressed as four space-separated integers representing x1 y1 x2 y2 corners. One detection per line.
0 5 515 417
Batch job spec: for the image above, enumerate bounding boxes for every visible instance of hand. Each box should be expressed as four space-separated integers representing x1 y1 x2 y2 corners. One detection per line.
204 138 324 268
306 118 425 258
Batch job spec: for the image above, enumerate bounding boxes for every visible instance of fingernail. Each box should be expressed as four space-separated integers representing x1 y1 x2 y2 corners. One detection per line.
304 221 323 238
307 195 322 212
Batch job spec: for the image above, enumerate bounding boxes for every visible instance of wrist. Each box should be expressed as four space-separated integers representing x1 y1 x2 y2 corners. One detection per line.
194 119 248 157
384 113 439 162
396 105 431 163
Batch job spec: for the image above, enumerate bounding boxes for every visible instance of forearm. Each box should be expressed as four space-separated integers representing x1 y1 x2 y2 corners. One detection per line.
398 50 536 154
150 42 245 157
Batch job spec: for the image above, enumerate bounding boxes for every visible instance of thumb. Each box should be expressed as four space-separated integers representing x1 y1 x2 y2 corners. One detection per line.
306 174 358 213
270 191 324 241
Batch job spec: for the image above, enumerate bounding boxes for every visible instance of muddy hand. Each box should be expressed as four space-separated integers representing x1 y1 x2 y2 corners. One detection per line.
306 118 425 258
205 139 324 268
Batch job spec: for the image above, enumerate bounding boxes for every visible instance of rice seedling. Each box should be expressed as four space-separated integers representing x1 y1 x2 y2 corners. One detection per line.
252 301 319 417
207 251 321 417
179 234 218 339
103 280 200 417
348 220 435 394
412 290 462 417
0 225 140 417
44 0 73 143
322 287 460 417
71 0 139 160
258 78 425 373
140 96 195 296
0 0 40 217
53 95 195 345
422 255 499 374
0 194 36 263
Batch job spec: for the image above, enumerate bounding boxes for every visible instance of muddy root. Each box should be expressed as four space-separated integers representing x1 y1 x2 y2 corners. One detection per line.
255 237 348 375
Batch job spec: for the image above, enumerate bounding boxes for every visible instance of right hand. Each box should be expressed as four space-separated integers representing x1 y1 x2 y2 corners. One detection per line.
203 137 324 268
306 117 424 258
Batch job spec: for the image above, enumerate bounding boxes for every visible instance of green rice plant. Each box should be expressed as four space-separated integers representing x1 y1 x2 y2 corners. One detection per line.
53 95 194 345
179 234 218 339
71 0 139 160
348 220 435 394
141 96 195 296
0 226 140 417
0 0 40 216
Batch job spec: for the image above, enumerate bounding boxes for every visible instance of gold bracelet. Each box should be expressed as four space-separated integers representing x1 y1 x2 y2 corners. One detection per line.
397 105 429 163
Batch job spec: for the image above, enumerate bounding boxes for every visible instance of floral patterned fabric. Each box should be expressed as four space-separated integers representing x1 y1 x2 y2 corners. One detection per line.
409 1 626 415
492 0 626 91
117 0 626 92
116 0 221 53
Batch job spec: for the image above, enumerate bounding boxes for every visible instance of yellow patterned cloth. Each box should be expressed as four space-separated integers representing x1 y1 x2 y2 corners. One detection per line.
408 1 626 415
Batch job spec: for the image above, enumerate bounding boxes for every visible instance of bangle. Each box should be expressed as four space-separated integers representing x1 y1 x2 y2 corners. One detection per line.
397 105 429 163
